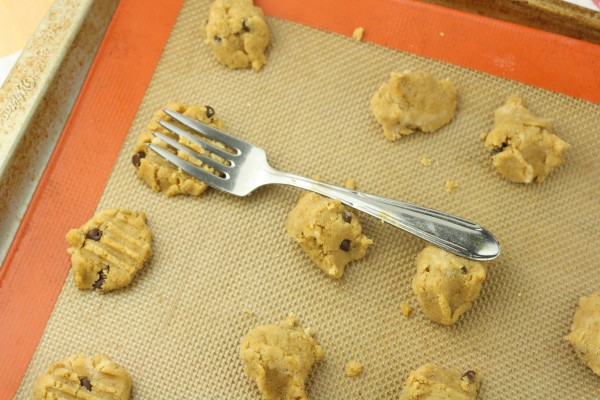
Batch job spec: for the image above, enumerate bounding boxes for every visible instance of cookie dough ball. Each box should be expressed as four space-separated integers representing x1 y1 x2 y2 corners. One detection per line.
285 192 373 278
400 364 480 400
66 208 152 292
240 315 324 400
201 0 270 70
565 293 600 375
484 95 570 183
33 354 132 400
132 103 226 196
370 71 457 141
412 246 487 325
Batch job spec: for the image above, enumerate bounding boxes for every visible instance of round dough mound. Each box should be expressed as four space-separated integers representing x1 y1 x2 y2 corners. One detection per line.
285 192 373 279
400 363 480 400
412 245 487 325
565 293 600 375
370 70 457 141
240 315 324 400
33 354 132 400
484 95 570 183
202 0 270 70
66 208 153 292
132 102 225 197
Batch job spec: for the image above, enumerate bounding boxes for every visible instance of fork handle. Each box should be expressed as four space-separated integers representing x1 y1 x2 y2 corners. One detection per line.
267 169 500 261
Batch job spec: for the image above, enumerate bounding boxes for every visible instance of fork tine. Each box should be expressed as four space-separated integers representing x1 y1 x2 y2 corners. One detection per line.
151 131 232 175
157 119 235 160
163 108 252 152
147 143 231 190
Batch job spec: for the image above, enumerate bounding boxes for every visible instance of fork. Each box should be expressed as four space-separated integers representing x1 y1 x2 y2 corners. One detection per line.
148 109 500 261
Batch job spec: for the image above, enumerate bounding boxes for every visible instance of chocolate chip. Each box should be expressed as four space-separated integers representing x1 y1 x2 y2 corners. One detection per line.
460 266 468 274
132 151 145 167
490 142 508 156
86 228 102 241
205 105 215 118
214 35 222 43
342 212 352 223
242 20 250 32
93 266 110 290
340 239 351 252
462 370 476 382
80 377 92 391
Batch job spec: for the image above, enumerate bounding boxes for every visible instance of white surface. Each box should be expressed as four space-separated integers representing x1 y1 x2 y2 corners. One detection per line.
0 51 21 87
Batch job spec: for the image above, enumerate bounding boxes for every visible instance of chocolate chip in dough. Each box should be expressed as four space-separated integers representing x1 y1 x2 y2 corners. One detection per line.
460 266 468 274
79 377 92 391
205 105 215 119
93 266 110 290
86 228 102 241
242 20 251 32
462 370 477 382
132 151 145 167
340 239 351 252
342 212 352 223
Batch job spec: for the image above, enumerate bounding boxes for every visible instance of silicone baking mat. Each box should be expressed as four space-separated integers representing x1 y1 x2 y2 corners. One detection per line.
3 0 600 398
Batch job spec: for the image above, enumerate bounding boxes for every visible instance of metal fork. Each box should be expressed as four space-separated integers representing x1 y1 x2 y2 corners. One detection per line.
148 109 500 261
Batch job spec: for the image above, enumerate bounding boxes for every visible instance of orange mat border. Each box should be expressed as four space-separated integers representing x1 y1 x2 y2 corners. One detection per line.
1 0 599 397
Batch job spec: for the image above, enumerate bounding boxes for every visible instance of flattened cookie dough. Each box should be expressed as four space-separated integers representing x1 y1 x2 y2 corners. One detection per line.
132 103 225 196
33 354 132 400
412 246 487 325
201 0 270 70
285 192 373 278
565 293 600 375
484 95 570 183
400 364 480 400
370 71 457 141
66 208 152 292
240 315 324 400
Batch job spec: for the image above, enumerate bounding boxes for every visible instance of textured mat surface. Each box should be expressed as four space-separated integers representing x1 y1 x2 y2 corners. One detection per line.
16 0 600 397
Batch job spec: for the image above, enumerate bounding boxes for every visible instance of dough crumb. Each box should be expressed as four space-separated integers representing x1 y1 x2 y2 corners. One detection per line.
412 246 487 325
565 293 600 375
370 71 457 141
345 178 358 190
352 27 365 41
400 364 480 400
240 316 324 400
445 180 459 193
484 95 570 183
401 303 413 317
345 361 363 377
420 156 432 167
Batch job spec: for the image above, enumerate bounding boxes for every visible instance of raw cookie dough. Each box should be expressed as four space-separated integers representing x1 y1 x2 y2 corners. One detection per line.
285 192 373 278
370 71 457 141
132 103 225 196
400 364 480 400
345 361 363 377
33 354 132 400
240 315 324 400
484 95 570 183
412 246 487 325
201 0 270 70
565 293 600 375
66 208 152 292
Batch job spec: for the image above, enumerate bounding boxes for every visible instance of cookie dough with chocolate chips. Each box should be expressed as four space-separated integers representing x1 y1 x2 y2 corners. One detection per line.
412 245 487 325
484 95 570 183
370 71 457 141
66 208 152 292
400 364 480 400
285 192 373 279
33 354 132 400
201 0 270 70
133 103 226 196
240 315 324 400
565 293 600 375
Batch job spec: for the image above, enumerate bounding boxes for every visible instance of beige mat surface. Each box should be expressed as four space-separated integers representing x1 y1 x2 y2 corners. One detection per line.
17 0 600 398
